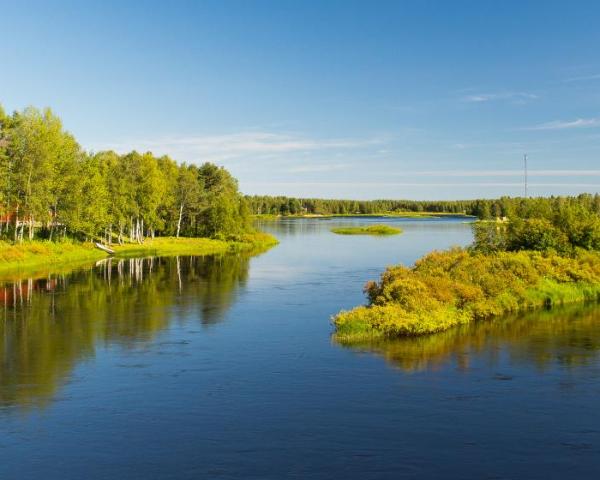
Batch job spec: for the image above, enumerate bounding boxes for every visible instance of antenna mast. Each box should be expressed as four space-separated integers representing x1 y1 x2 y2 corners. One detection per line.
523 153 528 198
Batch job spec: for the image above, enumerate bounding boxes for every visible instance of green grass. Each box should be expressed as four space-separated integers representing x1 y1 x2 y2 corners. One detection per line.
109 232 277 257
0 232 278 279
330 224 403 236
333 248 600 343
0 240 106 275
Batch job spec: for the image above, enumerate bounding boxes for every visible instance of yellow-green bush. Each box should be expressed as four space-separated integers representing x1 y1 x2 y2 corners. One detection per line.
334 248 600 342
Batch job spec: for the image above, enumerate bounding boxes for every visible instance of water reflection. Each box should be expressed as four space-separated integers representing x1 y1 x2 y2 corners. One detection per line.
0 254 250 410
337 304 600 373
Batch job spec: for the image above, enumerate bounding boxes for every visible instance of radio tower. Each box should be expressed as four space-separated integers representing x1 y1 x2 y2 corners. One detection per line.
523 153 528 198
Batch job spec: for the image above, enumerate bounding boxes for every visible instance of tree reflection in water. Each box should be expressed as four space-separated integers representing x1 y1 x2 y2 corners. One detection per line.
0 254 250 410
335 304 600 373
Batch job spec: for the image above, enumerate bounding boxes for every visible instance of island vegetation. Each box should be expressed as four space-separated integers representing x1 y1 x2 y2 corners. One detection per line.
334 198 600 342
0 104 276 271
331 225 402 235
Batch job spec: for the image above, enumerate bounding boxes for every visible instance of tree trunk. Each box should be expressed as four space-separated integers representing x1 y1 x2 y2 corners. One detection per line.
14 206 19 243
176 202 184 238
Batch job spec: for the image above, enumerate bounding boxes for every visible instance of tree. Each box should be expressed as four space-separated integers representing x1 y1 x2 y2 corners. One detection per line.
197 163 250 238
61 155 110 239
7 107 81 241
174 164 204 238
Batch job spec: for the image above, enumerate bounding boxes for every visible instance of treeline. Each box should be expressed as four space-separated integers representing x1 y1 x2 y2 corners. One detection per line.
474 197 600 254
247 195 473 216
0 105 251 244
247 194 600 220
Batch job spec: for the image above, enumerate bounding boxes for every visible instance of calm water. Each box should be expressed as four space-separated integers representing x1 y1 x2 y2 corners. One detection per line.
1 217 600 479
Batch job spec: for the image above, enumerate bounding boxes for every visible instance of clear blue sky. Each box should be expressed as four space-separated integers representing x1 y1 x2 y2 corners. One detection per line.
2 0 600 199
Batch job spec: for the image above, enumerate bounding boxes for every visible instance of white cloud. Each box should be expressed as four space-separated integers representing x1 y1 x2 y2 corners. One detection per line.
525 118 600 130
89 132 381 164
461 92 538 103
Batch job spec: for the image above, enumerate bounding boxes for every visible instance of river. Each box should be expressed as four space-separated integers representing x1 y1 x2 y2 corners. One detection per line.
1 216 599 479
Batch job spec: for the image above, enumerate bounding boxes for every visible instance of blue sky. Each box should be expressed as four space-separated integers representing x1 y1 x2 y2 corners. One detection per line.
2 0 600 199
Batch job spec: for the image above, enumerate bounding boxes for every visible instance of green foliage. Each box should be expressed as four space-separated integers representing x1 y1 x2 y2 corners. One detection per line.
247 194 600 225
330 224 402 235
195 163 251 238
0 107 81 239
247 195 475 216
333 248 600 342
473 198 600 254
0 104 253 243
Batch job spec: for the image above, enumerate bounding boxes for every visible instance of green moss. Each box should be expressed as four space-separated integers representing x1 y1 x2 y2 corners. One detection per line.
330 225 403 236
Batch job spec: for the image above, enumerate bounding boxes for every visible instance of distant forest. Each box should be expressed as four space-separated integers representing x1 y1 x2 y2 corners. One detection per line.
247 194 600 220
0 105 251 243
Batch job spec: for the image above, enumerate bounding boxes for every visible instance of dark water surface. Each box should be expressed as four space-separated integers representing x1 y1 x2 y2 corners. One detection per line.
1 217 600 479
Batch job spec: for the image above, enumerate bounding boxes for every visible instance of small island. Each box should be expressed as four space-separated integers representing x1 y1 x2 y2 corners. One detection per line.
331 225 402 236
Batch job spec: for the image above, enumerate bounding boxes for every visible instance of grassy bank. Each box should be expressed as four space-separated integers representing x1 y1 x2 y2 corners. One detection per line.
0 232 278 278
0 240 106 274
108 232 278 258
331 225 402 236
333 248 600 343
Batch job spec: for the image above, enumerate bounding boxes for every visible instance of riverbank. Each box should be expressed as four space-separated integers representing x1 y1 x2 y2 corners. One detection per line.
333 248 600 343
0 232 278 277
